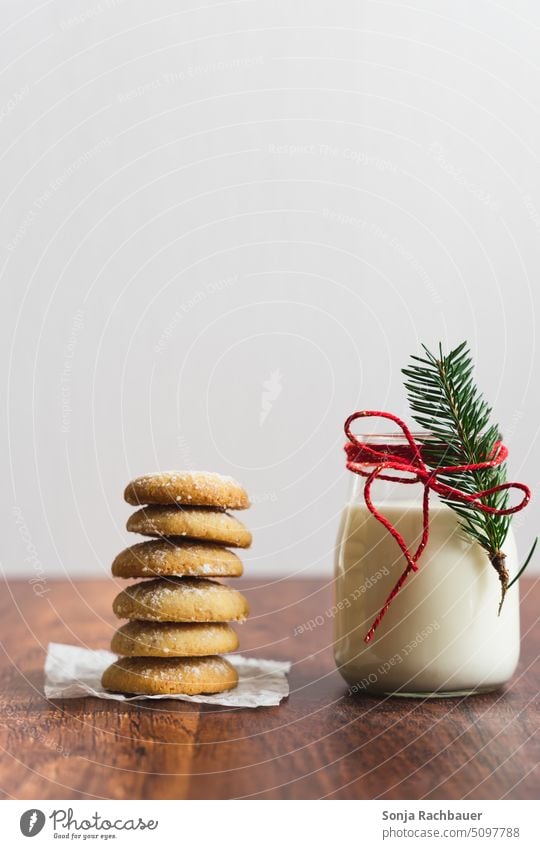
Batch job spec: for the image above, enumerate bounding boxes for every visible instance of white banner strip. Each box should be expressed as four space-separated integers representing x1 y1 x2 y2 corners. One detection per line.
1 799 536 848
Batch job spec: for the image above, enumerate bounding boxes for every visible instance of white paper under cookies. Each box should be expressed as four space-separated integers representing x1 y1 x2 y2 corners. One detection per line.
44 643 290 708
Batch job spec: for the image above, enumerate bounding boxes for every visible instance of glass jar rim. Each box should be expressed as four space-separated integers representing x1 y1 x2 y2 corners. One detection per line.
355 431 433 440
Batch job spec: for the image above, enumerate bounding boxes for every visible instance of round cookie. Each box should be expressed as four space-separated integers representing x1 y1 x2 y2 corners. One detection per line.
124 471 250 509
101 655 238 695
112 539 243 579
126 506 252 548
110 621 239 657
112 577 249 623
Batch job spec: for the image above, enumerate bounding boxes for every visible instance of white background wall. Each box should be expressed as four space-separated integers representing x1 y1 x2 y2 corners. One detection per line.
2 0 539 580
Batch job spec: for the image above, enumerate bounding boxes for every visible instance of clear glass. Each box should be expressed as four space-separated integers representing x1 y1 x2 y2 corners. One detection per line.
334 434 520 697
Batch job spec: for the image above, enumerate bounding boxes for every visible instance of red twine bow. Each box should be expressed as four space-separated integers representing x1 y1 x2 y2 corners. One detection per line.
344 411 531 643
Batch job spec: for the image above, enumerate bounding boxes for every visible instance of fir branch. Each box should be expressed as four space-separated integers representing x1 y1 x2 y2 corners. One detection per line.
402 342 512 608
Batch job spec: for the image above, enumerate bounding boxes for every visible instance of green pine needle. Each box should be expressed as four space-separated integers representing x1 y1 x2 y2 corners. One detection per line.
401 341 540 610
402 341 509 555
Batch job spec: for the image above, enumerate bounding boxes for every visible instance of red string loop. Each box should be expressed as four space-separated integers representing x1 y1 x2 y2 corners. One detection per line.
344 410 531 643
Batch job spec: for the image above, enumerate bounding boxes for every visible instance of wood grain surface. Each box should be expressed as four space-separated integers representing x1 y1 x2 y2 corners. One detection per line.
0 576 538 800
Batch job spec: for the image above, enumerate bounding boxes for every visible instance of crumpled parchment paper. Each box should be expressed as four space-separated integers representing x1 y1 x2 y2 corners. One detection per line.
44 642 290 708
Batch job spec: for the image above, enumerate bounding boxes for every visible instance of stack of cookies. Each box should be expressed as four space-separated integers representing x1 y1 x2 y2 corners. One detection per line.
101 471 251 696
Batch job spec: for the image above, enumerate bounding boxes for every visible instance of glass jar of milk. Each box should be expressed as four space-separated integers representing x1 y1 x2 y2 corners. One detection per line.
334 435 520 697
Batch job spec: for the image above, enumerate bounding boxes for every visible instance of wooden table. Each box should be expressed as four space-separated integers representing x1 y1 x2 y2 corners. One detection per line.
0 577 538 800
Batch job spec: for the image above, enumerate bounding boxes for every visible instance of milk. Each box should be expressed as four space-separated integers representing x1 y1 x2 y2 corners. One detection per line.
334 502 520 695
